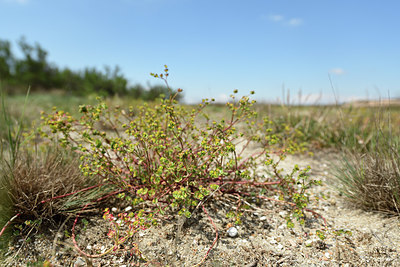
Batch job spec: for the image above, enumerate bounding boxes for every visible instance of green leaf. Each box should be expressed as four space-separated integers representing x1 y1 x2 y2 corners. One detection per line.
210 184 219 190
316 230 326 240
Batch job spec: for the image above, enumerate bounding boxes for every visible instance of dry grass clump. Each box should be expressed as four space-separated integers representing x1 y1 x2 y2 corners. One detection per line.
0 143 114 253
0 143 114 248
331 102 400 215
333 139 400 215
5 145 107 221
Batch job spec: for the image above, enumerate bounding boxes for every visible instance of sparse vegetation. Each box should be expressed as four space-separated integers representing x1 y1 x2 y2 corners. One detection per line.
266 97 400 215
38 67 323 261
260 101 400 152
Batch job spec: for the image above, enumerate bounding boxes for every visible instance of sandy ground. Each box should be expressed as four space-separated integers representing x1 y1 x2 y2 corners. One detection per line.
3 150 400 266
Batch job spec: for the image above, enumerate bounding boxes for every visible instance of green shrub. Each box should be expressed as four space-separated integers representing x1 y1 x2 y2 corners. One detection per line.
40 67 323 258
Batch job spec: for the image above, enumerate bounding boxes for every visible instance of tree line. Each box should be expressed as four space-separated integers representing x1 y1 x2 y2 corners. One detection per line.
0 37 180 100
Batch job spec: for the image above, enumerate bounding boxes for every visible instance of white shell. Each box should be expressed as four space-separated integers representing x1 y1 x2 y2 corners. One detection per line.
227 227 238 237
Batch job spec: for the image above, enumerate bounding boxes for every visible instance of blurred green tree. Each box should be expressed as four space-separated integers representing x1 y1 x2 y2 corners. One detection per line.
0 37 182 101
0 40 13 81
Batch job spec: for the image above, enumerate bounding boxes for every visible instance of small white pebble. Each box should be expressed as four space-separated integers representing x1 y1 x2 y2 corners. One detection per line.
259 216 267 221
227 227 238 237
86 245 92 250
277 244 284 250
325 252 331 258
125 206 132 212
111 207 118 213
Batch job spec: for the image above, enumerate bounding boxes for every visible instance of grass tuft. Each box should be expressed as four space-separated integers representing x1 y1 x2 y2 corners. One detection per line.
6 145 108 221
333 147 400 215
332 104 400 215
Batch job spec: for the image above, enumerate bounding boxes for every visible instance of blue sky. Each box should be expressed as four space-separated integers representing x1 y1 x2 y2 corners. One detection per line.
1 0 399 103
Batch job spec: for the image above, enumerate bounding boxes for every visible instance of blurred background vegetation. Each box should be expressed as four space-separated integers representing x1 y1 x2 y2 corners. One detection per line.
0 37 180 100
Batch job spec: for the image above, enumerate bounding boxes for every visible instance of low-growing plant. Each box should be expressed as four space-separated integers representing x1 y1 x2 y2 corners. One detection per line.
40 66 325 261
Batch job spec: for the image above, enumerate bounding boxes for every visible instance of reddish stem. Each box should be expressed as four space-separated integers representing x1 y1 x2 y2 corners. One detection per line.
197 205 218 265
214 180 281 186
0 213 20 238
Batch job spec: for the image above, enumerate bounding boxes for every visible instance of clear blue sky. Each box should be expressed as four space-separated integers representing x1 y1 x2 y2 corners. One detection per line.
1 0 399 103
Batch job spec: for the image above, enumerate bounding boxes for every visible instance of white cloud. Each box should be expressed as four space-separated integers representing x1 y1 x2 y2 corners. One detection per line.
268 14 284 22
329 68 345 75
287 18 303 26
265 14 303 27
